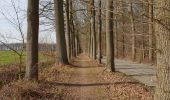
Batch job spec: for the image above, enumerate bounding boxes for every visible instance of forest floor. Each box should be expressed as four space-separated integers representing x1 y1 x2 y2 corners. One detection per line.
0 54 153 100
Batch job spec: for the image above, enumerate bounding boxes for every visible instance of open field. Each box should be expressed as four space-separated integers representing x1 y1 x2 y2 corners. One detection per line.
0 51 55 66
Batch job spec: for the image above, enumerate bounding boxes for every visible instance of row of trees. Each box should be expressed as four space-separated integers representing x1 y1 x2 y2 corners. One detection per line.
25 0 82 80
85 0 155 63
25 0 170 100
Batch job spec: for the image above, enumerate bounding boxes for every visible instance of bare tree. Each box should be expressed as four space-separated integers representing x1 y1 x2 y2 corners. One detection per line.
129 0 136 60
106 0 115 72
121 0 125 58
54 0 69 64
90 0 96 59
97 0 102 63
65 0 71 61
25 0 39 80
148 0 154 62
114 0 118 58
0 0 26 79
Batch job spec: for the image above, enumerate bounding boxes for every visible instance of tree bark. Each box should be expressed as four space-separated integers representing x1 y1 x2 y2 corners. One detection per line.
97 0 102 63
71 27 76 57
114 0 118 58
106 0 115 72
148 0 154 62
65 0 71 61
54 0 69 64
88 24 92 57
69 0 76 58
154 0 170 100
90 0 96 59
130 0 136 60
25 0 39 80
121 0 125 58
141 1 146 62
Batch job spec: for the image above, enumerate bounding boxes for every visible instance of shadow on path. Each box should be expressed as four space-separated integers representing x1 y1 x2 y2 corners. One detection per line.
41 81 141 87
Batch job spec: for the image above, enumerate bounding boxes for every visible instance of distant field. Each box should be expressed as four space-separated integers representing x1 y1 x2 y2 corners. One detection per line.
0 51 55 66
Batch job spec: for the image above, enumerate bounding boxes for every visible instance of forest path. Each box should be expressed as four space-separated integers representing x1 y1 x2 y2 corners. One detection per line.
62 54 109 99
60 54 152 100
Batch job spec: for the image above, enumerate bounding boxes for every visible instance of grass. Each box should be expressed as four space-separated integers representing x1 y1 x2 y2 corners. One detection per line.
0 51 21 65
0 51 55 66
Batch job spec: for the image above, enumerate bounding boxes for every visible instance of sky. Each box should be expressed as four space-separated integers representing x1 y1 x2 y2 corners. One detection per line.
0 0 56 44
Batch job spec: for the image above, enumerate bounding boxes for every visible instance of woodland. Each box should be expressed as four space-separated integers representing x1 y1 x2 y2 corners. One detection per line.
0 0 170 100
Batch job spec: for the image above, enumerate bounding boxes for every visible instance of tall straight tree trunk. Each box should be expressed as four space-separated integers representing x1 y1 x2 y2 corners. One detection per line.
76 34 79 54
154 0 170 99
90 23 94 58
90 0 96 59
148 0 154 62
75 33 80 56
114 0 118 58
141 1 146 62
71 26 76 57
75 33 78 56
121 0 125 58
54 0 69 64
88 25 92 57
65 0 71 61
115 17 118 57
130 1 136 60
106 0 115 72
69 0 73 58
77 35 82 54
25 0 39 81
69 0 76 58
97 0 102 63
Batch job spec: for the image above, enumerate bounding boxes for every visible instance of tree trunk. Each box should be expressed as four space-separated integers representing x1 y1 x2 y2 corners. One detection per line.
141 1 146 62
54 0 69 64
71 27 76 57
148 0 154 62
115 19 118 58
154 0 170 99
69 0 76 58
75 33 78 56
25 0 39 80
121 0 125 58
65 0 71 61
114 0 118 58
76 34 80 54
88 25 92 57
106 0 115 72
130 1 136 60
97 0 102 63
90 0 96 59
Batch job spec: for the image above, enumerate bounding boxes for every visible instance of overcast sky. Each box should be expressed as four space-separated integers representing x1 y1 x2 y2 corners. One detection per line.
0 0 56 44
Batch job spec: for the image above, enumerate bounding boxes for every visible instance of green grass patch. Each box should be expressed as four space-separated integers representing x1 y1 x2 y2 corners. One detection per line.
0 51 22 65
0 51 55 66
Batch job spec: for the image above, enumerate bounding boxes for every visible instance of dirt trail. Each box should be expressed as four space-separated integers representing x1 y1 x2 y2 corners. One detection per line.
63 54 109 100
61 54 153 100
